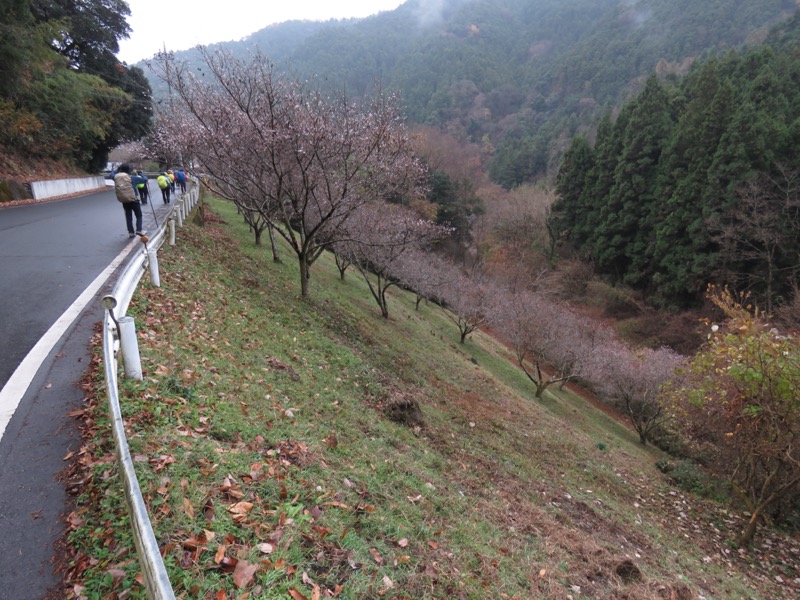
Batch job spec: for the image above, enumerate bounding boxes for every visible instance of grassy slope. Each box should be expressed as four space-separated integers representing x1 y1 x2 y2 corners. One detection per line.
64 199 797 599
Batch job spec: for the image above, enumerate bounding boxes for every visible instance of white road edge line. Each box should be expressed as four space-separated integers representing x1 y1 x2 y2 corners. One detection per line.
0 239 138 443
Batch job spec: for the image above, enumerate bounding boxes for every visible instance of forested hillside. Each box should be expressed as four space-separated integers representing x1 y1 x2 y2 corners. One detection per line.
553 15 800 310
149 0 797 188
0 0 152 177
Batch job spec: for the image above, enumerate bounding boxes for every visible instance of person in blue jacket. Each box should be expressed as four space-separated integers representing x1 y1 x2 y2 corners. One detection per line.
131 170 149 204
176 168 187 194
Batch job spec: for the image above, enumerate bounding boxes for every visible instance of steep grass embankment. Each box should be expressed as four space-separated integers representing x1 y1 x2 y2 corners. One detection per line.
61 198 798 599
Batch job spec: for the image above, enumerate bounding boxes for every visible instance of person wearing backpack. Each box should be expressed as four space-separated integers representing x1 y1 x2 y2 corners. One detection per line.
131 170 149 204
176 168 187 194
157 171 171 204
114 163 144 238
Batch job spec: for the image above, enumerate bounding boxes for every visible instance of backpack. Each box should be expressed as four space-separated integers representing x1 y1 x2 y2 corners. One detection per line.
114 173 137 203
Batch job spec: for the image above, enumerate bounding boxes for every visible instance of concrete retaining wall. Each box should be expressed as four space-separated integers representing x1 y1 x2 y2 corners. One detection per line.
30 176 106 200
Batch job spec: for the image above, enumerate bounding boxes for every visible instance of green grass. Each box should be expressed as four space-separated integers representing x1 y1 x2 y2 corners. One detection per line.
63 198 787 599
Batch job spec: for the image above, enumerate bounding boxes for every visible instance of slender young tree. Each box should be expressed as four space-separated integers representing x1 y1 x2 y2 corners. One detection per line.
710 177 794 312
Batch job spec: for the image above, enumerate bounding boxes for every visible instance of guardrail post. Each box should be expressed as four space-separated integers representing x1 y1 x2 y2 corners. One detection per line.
176 202 184 227
147 248 161 287
119 316 143 380
169 218 176 246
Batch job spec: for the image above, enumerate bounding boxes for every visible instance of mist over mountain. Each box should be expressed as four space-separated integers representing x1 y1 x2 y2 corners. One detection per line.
144 0 798 188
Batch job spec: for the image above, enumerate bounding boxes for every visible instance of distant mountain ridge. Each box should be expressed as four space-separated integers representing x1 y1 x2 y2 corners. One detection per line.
142 0 798 187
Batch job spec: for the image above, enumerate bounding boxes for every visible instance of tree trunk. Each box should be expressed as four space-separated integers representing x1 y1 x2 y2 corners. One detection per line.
738 510 761 546
268 225 280 262
380 288 389 319
197 184 206 227
335 254 348 279
534 363 549 398
299 257 310 297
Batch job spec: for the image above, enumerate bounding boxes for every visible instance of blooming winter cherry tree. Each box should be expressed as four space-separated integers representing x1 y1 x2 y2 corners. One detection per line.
334 203 448 318
152 49 427 297
492 289 611 398
598 342 683 445
436 265 497 343
397 250 457 310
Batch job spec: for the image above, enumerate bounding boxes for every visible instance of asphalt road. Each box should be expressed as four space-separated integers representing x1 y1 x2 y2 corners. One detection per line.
0 182 169 598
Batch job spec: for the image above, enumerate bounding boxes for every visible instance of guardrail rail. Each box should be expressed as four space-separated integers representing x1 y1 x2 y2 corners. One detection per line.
100 180 201 598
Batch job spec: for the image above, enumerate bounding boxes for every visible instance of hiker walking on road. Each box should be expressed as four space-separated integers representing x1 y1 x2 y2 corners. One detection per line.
176 168 187 194
131 170 149 204
113 163 144 238
157 171 171 204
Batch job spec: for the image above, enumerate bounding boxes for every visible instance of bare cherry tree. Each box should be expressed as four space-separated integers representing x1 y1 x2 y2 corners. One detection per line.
153 49 427 297
333 251 351 280
709 165 800 313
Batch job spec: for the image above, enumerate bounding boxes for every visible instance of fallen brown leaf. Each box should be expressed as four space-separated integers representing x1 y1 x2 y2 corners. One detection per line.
183 497 194 518
288 588 308 600
233 559 258 589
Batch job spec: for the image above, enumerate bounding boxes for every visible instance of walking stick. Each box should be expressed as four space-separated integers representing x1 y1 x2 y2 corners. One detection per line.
146 184 159 228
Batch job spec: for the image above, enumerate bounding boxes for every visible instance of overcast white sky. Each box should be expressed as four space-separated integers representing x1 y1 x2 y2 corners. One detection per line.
118 0 407 64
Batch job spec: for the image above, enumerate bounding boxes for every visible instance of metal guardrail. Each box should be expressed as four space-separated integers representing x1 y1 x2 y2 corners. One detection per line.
100 182 200 599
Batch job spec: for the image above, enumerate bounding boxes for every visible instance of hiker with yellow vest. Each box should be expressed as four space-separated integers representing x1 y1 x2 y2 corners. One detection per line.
167 169 176 195
157 171 171 204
